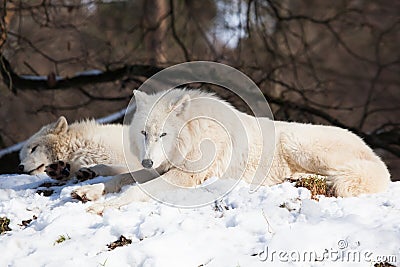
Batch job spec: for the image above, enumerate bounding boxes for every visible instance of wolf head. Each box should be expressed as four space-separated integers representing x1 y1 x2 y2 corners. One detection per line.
18 116 69 174
130 90 192 171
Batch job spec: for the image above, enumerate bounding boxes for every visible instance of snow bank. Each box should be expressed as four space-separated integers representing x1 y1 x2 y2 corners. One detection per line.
0 174 399 267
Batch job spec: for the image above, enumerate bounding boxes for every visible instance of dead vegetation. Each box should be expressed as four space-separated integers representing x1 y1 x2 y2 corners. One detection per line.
19 215 37 227
36 189 55 197
54 234 71 245
107 235 132 250
294 176 335 200
0 217 11 234
35 181 67 197
374 262 397 267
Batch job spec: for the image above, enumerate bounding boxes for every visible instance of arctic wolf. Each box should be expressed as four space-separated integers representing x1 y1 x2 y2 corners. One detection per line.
72 89 390 212
19 116 137 181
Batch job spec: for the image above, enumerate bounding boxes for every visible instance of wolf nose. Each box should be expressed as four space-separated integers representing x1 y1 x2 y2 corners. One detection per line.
141 159 153 168
17 164 25 173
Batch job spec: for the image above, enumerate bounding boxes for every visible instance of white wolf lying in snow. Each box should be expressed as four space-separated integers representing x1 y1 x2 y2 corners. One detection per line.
18 116 139 181
72 89 390 213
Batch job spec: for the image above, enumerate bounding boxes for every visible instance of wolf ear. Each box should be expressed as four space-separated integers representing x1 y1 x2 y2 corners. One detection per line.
53 116 68 134
170 94 190 116
133 90 147 103
133 90 147 110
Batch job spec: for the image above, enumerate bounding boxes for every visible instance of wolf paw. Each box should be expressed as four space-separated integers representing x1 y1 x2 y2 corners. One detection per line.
71 184 105 203
76 167 97 181
45 161 71 180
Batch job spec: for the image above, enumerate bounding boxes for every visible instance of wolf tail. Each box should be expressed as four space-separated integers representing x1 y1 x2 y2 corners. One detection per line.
330 158 390 197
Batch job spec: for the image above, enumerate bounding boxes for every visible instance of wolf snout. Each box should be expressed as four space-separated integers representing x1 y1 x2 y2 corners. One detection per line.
17 164 25 173
141 159 153 168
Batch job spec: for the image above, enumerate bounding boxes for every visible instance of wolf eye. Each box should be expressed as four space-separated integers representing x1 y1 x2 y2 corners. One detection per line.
141 130 147 136
160 133 167 137
31 145 38 153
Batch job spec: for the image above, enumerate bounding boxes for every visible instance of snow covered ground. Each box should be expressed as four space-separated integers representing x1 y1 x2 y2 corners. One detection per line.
0 174 399 267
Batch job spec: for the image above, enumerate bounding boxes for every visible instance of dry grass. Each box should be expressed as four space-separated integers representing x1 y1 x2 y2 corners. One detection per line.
19 215 37 227
374 262 397 267
54 234 71 245
0 217 11 234
294 176 335 200
107 235 132 250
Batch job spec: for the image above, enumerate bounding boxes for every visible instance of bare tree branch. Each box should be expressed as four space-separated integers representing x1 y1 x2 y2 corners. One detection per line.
0 53 162 91
169 0 190 61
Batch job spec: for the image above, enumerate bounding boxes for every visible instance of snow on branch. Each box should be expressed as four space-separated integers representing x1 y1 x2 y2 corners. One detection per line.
0 53 162 92
0 142 25 158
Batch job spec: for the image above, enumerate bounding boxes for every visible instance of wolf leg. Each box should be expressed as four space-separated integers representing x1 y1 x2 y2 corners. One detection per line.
86 169 202 214
75 164 131 181
71 169 160 202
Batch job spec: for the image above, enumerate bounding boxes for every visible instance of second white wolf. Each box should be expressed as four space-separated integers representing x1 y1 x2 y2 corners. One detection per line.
18 116 139 181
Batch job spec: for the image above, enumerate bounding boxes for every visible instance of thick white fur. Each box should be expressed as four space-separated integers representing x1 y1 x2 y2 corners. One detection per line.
19 116 138 178
73 89 391 213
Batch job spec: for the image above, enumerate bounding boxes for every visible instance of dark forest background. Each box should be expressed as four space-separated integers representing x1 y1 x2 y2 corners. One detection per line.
0 0 399 179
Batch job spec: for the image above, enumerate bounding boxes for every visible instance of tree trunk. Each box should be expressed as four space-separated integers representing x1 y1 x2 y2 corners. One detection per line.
143 0 168 65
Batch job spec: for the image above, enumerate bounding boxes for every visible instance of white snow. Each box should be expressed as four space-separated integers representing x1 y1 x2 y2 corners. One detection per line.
20 75 48 81
0 174 399 267
74 70 103 76
20 75 63 81
20 70 103 82
0 142 25 158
